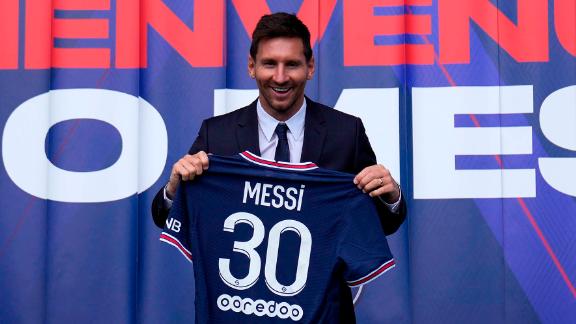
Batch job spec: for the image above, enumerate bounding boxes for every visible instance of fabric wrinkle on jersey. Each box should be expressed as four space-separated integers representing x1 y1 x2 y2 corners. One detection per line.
160 151 395 323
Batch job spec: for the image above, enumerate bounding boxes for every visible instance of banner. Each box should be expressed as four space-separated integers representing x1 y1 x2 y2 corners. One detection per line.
1 0 574 323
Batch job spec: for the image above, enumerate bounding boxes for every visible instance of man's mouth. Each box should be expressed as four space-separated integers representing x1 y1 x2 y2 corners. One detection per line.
272 87 291 93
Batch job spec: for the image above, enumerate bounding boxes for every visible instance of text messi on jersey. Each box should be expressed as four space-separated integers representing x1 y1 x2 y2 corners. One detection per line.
243 181 306 212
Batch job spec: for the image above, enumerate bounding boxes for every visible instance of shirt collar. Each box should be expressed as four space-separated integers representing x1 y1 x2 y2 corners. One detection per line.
256 98 307 142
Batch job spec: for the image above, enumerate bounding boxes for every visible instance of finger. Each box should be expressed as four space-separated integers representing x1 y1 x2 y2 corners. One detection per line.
169 169 182 183
371 182 401 202
180 154 198 166
188 159 204 177
181 154 204 176
354 169 375 188
174 162 195 181
363 178 383 194
166 170 182 196
181 155 204 179
353 166 372 185
368 182 396 198
367 167 394 188
170 163 184 179
357 170 381 189
182 153 208 175
196 151 210 170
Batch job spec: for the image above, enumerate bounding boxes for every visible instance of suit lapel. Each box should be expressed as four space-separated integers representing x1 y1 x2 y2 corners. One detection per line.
237 97 326 161
301 97 326 163
235 100 261 155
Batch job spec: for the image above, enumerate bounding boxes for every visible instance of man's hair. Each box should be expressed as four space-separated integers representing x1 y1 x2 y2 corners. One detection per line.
250 12 313 62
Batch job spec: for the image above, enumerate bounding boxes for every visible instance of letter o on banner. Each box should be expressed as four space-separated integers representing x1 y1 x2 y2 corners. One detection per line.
2 89 168 202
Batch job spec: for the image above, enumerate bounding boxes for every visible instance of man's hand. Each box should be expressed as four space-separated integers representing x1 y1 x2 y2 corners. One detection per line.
166 151 209 198
354 164 400 203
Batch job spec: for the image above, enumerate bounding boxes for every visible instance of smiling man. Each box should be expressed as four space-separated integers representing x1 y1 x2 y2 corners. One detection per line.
152 12 406 322
248 32 314 122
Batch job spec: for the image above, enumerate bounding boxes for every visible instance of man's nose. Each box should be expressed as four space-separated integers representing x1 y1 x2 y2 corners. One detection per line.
273 66 289 83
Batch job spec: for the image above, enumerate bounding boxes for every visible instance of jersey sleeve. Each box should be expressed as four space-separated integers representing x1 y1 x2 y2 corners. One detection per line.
339 192 395 287
159 183 194 263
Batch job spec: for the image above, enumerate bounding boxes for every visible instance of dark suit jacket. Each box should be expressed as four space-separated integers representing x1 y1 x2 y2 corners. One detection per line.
151 97 406 322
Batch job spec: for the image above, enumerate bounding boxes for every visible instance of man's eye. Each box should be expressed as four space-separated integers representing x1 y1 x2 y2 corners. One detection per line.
287 62 301 68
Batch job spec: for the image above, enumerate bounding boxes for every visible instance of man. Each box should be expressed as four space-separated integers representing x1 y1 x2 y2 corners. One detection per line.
152 12 406 321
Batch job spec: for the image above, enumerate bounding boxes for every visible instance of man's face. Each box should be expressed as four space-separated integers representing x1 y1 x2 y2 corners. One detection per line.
248 37 315 121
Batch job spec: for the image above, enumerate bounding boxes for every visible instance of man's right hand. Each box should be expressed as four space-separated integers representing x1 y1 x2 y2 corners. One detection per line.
166 151 209 198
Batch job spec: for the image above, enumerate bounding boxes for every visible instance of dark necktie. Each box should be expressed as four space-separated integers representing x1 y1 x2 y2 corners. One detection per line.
274 123 290 162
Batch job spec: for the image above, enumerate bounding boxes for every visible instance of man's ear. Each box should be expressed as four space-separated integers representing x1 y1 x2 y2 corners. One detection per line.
307 56 315 80
248 56 255 78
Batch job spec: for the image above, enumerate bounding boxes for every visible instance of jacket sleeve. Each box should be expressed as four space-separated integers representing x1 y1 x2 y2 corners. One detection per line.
151 121 209 229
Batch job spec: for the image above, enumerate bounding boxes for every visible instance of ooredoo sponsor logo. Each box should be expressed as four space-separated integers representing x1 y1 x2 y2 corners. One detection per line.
216 294 303 321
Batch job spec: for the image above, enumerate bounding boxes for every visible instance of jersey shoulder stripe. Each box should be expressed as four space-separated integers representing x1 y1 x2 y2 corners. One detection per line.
160 232 192 262
347 259 396 287
240 151 318 170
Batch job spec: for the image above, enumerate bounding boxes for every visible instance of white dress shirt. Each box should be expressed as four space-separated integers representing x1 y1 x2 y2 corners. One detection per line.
256 99 306 163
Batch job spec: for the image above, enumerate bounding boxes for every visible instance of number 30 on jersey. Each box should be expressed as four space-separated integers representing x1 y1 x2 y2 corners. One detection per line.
218 212 312 297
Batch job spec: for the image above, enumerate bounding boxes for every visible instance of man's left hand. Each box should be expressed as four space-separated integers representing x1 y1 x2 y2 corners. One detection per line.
354 164 400 203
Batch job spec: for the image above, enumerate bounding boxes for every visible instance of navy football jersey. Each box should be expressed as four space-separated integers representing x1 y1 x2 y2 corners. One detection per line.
160 151 395 323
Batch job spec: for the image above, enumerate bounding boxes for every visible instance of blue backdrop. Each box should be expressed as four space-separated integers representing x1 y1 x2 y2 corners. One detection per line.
1 0 575 323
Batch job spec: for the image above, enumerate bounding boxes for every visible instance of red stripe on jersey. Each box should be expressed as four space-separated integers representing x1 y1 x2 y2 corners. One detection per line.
240 151 317 170
348 259 395 287
160 232 192 262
